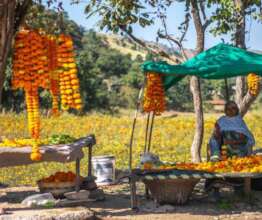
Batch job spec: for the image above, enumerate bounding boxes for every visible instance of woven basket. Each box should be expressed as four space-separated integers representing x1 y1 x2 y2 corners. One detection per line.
143 178 199 205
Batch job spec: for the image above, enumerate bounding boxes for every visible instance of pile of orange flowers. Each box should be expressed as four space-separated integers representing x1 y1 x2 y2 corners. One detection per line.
247 73 260 96
12 28 82 161
40 171 81 183
143 72 166 115
57 34 82 111
144 155 262 173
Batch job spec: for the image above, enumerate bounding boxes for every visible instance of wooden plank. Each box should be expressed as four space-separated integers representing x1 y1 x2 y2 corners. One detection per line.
244 177 251 196
88 145 92 177
130 176 138 210
75 158 80 192
219 172 262 178
0 135 95 167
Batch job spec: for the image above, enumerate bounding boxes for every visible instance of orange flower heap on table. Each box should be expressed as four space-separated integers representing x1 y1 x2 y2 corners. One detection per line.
143 155 262 173
143 72 166 115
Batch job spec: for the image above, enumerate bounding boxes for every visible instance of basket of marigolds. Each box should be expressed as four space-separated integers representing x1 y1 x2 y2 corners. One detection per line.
37 171 84 198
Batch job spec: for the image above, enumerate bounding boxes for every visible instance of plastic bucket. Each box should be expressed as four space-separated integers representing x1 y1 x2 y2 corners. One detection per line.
92 155 115 185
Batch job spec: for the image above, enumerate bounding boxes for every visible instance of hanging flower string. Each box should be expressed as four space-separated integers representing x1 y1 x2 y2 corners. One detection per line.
247 73 260 96
12 29 49 161
143 72 166 115
57 34 82 111
47 35 60 116
11 28 83 161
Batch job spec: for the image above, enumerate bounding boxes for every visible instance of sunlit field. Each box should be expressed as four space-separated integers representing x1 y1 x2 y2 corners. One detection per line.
0 111 262 186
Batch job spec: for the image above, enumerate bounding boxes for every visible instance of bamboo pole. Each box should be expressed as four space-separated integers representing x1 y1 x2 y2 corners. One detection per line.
144 113 151 153
128 87 144 172
147 112 155 152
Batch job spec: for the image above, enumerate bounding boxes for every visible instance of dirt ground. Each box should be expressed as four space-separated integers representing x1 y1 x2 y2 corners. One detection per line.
1 183 262 220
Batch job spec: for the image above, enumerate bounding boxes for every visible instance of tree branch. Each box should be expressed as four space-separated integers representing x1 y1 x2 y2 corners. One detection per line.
203 19 212 31
118 25 178 63
14 0 33 31
199 0 206 21
157 32 187 62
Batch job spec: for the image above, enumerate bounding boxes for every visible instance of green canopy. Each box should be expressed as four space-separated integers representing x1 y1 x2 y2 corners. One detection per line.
142 43 262 90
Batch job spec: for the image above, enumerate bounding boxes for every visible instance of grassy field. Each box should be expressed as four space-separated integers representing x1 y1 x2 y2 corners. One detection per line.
0 111 262 186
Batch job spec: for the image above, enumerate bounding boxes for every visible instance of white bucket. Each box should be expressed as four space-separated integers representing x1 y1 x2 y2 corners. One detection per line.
92 155 115 185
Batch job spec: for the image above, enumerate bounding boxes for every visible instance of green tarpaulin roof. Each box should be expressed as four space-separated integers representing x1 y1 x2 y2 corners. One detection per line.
142 43 262 89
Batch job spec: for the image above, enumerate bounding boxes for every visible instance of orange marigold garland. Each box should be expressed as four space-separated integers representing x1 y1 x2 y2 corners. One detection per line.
12 29 49 161
12 29 83 161
57 34 82 111
143 72 166 115
46 35 60 116
247 73 260 96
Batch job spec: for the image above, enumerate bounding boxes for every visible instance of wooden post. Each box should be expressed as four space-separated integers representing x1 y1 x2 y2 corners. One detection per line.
147 112 155 152
75 158 80 192
88 145 92 177
224 78 230 102
129 87 143 172
244 177 251 196
130 174 138 210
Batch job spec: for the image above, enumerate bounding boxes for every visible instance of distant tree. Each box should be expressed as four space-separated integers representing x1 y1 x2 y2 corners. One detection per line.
208 0 262 116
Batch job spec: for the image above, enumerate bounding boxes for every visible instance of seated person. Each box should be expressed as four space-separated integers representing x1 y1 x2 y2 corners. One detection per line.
208 101 255 162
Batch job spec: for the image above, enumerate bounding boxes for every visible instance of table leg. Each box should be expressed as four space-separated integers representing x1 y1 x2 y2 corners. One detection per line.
244 177 251 196
88 145 92 177
75 158 80 192
130 176 138 210
145 185 150 199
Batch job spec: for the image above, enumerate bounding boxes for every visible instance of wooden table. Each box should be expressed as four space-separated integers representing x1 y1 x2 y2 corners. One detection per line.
130 169 262 209
0 134 96 191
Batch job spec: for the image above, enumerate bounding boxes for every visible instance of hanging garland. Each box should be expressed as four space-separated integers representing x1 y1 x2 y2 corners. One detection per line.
143 72 166 115
46 35 60 116
12 29 50 161
57 34 82 111
247 73 260 96
12 28 83 161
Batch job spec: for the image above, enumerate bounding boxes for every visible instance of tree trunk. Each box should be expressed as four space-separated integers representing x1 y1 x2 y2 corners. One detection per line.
0 0 16 107
190 0 205 163
0 0 32 107
233 0 258 116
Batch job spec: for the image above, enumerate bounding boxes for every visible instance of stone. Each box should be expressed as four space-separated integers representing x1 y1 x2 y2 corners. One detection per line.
21 193 56 208
154 205 175 213
0 208 6 215
88 189 105 201
64 190 90 200
115 169 129 183
81 180 97 191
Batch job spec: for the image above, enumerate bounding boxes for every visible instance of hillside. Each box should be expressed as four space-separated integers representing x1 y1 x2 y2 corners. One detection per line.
97 33 184 62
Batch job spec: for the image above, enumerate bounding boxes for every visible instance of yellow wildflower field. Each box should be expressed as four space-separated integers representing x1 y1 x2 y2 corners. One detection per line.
0 112 262 186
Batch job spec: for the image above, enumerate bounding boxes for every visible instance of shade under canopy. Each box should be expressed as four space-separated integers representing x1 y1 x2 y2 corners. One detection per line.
142 43 262 90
